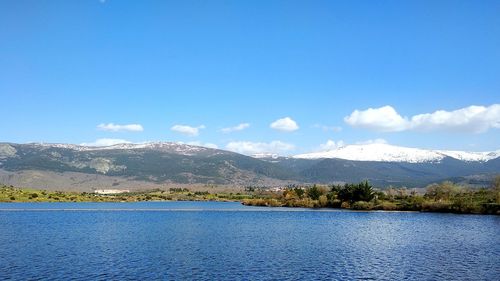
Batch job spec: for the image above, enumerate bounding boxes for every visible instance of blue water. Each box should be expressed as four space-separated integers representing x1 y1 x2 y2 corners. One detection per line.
0 202 498 280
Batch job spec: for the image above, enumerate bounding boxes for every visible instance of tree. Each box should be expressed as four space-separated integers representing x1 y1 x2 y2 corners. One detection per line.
293 188 305 198
338 181 375 203
338 183 354 202
307 185 323 200
426 181 460 201
354 181 375 202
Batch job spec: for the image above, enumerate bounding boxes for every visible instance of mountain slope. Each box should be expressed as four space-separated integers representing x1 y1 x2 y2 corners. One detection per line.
0 142 298 188
0 142 498 190
260 144 500 187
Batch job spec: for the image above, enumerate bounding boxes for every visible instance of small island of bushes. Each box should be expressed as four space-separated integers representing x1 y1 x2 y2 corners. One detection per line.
242 178 500 215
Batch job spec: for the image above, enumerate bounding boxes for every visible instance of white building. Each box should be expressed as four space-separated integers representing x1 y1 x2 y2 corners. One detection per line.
94 189 130 195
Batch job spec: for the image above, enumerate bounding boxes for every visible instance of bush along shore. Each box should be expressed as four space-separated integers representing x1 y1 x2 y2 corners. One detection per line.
242 178 500 215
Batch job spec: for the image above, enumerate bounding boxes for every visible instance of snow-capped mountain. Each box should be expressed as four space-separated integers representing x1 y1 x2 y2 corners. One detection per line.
293 143 500 163
31 142 500 163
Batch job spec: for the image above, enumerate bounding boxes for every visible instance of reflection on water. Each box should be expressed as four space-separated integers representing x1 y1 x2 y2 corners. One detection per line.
0 202 498 280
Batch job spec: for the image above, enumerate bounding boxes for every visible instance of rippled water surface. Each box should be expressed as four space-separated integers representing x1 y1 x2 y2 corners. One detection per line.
0 202 498 280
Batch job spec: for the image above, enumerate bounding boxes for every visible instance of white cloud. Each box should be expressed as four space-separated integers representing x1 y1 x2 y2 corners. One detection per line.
344 104 500 133
97 123 144 132
313 124 343 132
319 139 345 150
344 106 408 132
183 141 218 149
81 138 131 146
225 141 295 155
270 117 299 132
410 104 500 133
171 125 205 136
220 123 250 133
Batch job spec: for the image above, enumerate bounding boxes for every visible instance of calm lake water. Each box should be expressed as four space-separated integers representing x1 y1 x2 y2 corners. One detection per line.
0 202 498 280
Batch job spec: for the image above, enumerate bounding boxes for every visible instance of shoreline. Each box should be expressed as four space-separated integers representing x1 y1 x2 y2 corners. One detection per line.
0 200 497 216
2 183 499 215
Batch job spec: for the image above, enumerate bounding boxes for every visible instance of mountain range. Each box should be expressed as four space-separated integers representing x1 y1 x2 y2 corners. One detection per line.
0 142 498 191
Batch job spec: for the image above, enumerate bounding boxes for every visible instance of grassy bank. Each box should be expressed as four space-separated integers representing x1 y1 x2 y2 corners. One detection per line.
0 185 254 203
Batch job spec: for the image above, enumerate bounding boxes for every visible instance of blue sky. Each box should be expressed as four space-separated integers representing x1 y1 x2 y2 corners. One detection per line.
1 0 499 155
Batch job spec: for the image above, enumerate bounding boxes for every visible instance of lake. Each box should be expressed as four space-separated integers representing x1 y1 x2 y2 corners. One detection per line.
0 201 498 280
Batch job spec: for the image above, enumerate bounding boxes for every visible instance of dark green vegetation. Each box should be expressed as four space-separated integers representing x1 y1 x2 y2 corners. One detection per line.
242 177 500 215
1 143 499 189
0 185 254 203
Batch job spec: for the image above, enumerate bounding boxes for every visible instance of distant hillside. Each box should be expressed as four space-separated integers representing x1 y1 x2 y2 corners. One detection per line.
0 143 298 190
0 142 498 190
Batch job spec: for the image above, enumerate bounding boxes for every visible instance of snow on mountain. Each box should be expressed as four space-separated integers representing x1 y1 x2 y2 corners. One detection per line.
251 153 280 159
437 150 500 162
25 142 500 163
293 143 500 163
32 142 215 155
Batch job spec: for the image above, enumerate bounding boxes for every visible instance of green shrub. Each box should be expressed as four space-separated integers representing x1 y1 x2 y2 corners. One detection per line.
451 197 481 213
421 201 451 212
481 203 500 215
352 201 372 210
340 201 350 209
266 199 282 207
318 195 328 207
330 199 342 208
374 201 398 211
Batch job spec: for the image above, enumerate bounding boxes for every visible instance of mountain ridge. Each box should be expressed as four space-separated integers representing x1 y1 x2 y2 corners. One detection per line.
7 141 499 162
0 142 498 190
